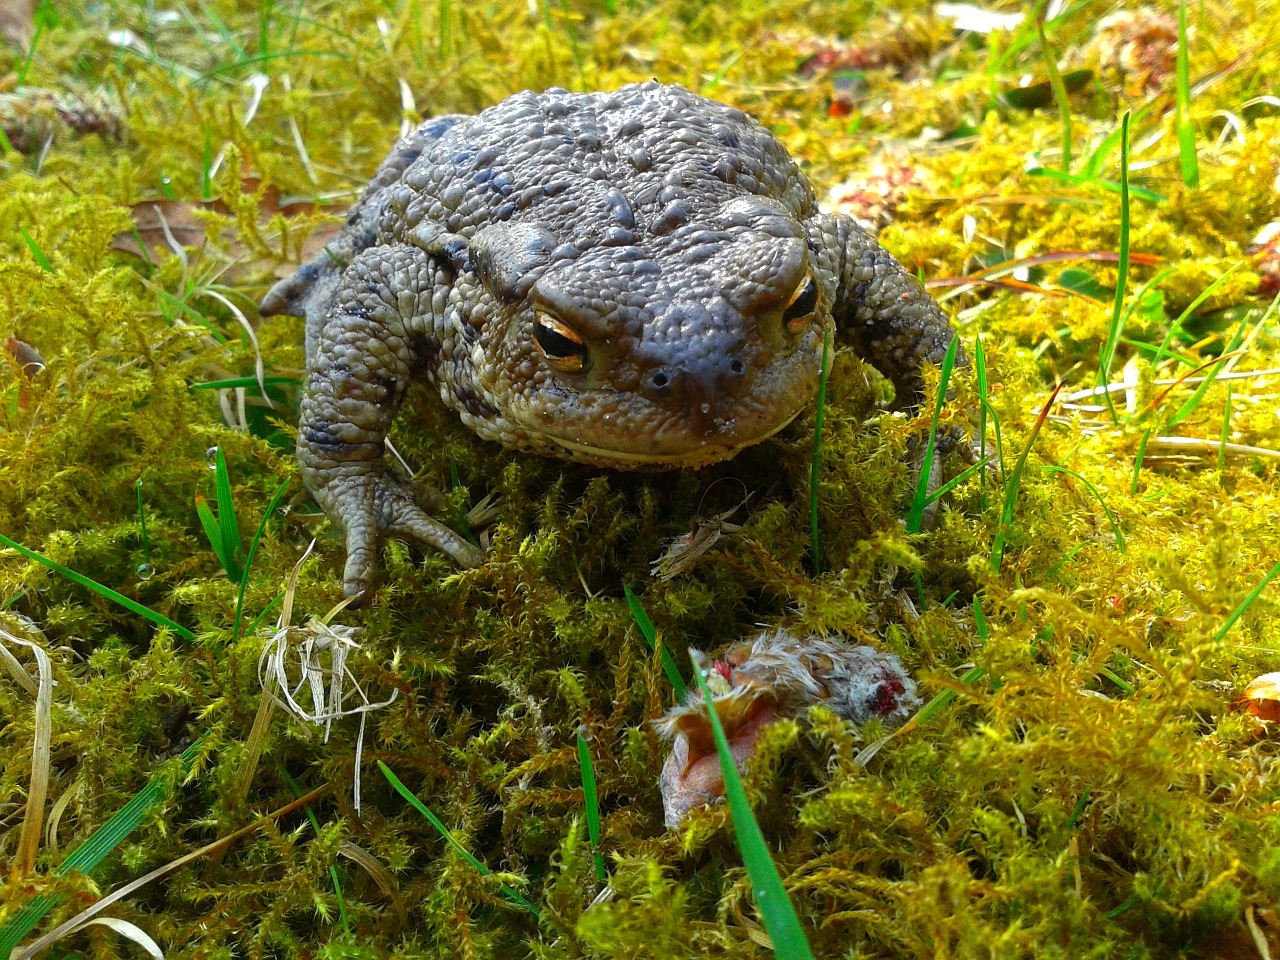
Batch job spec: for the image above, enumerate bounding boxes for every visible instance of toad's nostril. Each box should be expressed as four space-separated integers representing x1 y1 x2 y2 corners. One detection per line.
729 358 745 376
650 370 670 390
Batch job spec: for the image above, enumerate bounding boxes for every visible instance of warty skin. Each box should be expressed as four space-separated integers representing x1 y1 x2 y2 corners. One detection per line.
261 81 964 597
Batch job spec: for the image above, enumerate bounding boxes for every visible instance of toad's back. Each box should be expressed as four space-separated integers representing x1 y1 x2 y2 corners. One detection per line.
378 83 817 243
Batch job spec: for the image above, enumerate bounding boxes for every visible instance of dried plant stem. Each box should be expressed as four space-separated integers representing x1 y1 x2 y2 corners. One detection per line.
11 785 331 960
1 624 53 879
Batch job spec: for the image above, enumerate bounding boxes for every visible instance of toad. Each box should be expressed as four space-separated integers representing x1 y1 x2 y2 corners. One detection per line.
261 82 963 597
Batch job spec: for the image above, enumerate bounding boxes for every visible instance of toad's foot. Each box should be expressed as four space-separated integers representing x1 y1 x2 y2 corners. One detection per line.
318 469 484 600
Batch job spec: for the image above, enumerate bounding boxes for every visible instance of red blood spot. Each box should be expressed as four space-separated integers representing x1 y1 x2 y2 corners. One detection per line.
712 660 732 680
875 674 905 716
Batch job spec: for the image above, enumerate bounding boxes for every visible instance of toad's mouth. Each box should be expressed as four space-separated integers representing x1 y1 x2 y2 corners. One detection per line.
533 403 806 468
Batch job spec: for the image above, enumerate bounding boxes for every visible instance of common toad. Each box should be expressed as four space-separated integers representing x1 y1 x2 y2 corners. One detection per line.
261 82 963 597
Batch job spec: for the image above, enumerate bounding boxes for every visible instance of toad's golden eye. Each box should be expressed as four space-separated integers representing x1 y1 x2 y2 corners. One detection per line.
783 273 818 333
534 313 589 373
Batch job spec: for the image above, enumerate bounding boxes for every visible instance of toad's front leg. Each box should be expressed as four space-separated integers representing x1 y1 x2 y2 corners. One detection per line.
818 211 967 405
298 244 483 599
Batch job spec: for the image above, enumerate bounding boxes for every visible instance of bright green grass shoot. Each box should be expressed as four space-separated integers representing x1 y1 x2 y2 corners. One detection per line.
378 762 541 917
1036 17 1071 172
990 382 1065 574
190 375 300 391
1039 465 1125 553
688 654 814 960
1097 110 1131 419
1148 261 1246 371
1130 428 1152 493
196 461 244 583
884 597 990 741
1169 291 1278 427
281 768 352 937
1026 166 1166 203
1175 0 1200 189
0 531 194 640
576 728 608 884
1212 558 1280 643
0 740 204 955
1218 384 1232 482
439 0 452 58
624 584 687 699
17 228 53 273
974 336 990 510
809 326 831 575
906 336 960 534
233 479 290 644
14 3 48 87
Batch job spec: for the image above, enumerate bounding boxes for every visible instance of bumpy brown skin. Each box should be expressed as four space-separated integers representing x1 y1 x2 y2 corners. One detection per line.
261 82 963 598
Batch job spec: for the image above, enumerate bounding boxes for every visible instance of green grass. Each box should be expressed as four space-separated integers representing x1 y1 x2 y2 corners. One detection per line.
624 583 687 699
1096 109 1131 418
576 729 608 884
906 335 961 535
0 531 194 641
232 479 290 643
195 447 244 581
0 740 204 956
1036 15 1071 173
1175 0 1200 189
990 382 1066 574
688 654 814 960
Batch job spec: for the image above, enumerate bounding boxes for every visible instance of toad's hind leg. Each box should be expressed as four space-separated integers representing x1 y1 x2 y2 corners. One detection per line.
298 243 482 600
259 114 465 354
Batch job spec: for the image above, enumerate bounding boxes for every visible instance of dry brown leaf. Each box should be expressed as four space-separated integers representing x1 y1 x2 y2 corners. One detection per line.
109 180 345 281
1232 672 1280 723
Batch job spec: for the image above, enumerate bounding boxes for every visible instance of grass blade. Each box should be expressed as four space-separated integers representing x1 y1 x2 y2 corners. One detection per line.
0 531 194 641
17 228 53 272
377 762 540 917
576 729 607 884
1131 428 1152 492
624 584 686 699
1097 110 1131 415
975 335 990 510
213 448 244 580
1039 466 1125 553
990 381 1066 574
688 655 814 960
233 479 290 644
195 494 233 576
1167 292 1277 427
1175 0 1200 188
906 336 960 534
1149 261 1245 370
190 375 298 391
0 740 203 954
1036 16 1071 172
1212 559 1280 643
809 326 831 576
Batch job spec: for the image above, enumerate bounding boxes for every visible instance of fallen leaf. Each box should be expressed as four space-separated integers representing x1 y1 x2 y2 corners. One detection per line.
1232 672 1280 723
109 175 346 281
